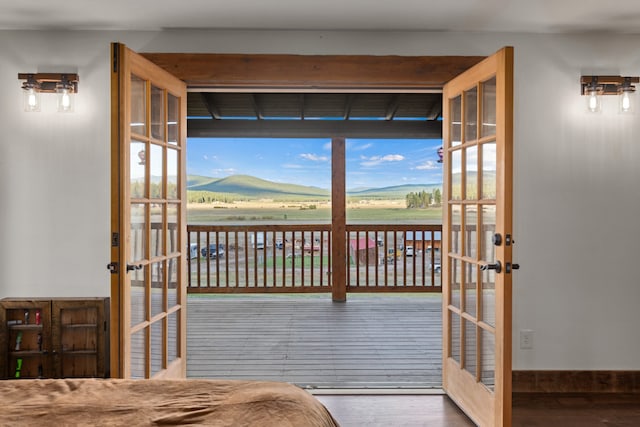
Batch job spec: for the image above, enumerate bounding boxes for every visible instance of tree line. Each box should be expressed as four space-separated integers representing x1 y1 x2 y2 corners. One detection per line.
405 189 441 209
187 191 238 204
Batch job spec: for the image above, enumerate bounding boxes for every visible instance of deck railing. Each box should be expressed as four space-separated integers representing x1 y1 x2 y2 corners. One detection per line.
345 224 442 292
186 224 442 293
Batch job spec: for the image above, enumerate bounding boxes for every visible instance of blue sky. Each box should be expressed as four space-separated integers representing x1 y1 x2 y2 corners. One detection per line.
187 138 443 190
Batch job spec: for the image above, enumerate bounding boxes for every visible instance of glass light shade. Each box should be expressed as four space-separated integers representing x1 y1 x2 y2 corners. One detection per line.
586 90 601 113
23 87 41 112
57 87 74 113
619 89 634 114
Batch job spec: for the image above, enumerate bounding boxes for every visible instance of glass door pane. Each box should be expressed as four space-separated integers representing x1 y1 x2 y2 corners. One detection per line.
151 85 165 141
482 77 497 138
465 145 478 200
482 143 497 200
451 95 462 146
465 87 478 142
130 76 147 136
130 142 146 199
168 94 179 146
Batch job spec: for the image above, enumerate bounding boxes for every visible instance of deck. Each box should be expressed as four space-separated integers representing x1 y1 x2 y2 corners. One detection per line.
186 293 442 388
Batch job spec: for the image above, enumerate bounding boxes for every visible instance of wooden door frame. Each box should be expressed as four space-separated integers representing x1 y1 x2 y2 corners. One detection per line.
108 52 497 382
139 52 485 302
139 53 485 91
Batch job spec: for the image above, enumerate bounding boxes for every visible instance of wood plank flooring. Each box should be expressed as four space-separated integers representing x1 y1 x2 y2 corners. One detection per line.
315 393 640 427
512 393 640 426
186 293 442 388
316 394 475 427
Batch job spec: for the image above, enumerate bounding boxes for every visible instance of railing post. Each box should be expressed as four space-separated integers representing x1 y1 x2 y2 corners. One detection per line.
331 137 347 302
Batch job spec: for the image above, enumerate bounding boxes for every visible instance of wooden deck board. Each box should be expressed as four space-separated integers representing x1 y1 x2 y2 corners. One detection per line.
186 293 442 388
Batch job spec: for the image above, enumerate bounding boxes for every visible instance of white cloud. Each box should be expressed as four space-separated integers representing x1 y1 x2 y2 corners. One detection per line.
282 163 304 169
348 142 373 151
360 154 405 167
300 153 329 162
414 160 439 171
211 168 236 175
323 142 332 151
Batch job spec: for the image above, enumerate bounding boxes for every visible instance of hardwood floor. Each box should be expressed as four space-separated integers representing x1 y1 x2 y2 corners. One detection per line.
316 394 475 427
315 393 640 426
512 393 640 426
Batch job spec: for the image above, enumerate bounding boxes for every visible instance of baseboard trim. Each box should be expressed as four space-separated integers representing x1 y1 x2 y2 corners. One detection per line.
513 370 640 393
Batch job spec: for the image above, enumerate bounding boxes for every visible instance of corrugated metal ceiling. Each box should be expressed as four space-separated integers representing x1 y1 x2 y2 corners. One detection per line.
188 92 442 121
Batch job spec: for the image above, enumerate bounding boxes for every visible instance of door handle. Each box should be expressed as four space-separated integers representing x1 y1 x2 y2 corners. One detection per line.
126 264 143 272
480 260 502 274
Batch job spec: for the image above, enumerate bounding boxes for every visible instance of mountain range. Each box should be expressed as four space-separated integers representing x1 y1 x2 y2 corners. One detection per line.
187 174 441 200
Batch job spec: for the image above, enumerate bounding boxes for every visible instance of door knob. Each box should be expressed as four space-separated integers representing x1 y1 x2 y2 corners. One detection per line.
106 262 118 274
480 261 502 274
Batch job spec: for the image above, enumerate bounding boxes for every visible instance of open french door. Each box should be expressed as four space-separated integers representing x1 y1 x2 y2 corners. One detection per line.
442 47 514 426
110 43 188 378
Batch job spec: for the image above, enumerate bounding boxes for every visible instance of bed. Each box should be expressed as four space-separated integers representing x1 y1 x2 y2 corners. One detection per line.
0 378 340 426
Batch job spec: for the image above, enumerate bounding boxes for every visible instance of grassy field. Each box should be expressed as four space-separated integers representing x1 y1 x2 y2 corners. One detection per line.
187 200 443 224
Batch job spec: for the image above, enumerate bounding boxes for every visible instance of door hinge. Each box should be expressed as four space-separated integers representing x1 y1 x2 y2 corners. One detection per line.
111 232 119 247
107 262 119 274
113 43 119 73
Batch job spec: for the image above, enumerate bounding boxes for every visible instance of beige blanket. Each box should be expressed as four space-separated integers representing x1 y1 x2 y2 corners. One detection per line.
0 379 339 426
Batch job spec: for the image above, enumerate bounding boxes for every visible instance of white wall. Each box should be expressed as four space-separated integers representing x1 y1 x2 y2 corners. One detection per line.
1 29 639 370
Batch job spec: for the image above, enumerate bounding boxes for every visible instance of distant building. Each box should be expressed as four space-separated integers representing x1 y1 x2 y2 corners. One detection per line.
404 231 441 252
349 237 377 266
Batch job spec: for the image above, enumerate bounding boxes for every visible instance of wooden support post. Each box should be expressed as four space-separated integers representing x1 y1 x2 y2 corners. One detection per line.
331 137 347 302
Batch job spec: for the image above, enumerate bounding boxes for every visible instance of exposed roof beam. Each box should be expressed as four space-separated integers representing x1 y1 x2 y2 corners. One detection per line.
200 93 222 120
188 119 442 139
385 94 401 121
344 94 356 120
424 96 442 120
250 94 263 119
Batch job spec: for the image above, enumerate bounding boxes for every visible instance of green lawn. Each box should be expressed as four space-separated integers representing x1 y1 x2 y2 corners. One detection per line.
188 207 443 224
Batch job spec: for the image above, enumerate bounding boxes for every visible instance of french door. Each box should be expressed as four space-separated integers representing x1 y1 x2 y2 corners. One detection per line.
442 47 514 426
110 43 188 378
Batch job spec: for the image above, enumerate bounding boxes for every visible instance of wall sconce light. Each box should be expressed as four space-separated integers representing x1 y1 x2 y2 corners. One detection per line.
581 75 638 113
619 78 635 113
18 73 79 113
